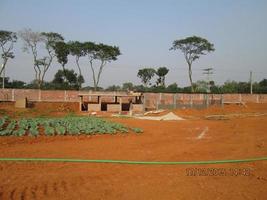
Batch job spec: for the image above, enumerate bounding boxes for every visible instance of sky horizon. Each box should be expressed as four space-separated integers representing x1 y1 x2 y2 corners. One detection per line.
0 0 267 88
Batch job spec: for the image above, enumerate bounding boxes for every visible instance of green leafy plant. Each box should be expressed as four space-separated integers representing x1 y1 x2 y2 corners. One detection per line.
0 116 142 137
44 126 55 136
131 127 143 133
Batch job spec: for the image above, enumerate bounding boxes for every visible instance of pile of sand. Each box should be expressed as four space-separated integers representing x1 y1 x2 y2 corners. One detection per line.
134 112 184 121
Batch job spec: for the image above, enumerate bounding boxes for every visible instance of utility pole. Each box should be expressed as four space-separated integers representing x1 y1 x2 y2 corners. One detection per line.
203 67 214 93
250 71 253 94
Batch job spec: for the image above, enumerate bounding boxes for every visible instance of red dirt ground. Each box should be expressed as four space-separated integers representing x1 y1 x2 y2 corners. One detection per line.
0 102 267 199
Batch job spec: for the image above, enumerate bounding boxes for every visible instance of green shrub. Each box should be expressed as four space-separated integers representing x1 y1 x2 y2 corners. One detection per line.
131 127 143 133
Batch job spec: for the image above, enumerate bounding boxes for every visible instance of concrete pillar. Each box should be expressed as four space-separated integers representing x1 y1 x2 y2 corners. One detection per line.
115 96 118 103
38 89 41 101
119 97 122 114
129 101 133 116
89 90 92 101
12 89 15 101
64 90 67 101
173 93 177 109
190 94 193 108
221 94 224 108
206 94 209 107
79 96 83 111
143 95 146 112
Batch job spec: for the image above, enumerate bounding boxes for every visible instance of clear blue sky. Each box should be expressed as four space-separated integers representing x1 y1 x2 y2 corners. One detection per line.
0 0 267 87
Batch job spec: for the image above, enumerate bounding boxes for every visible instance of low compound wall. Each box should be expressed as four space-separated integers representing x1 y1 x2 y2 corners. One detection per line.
1 89 267 110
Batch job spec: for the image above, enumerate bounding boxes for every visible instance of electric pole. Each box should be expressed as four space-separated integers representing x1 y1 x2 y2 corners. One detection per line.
203 67 214 93
250 71 253 94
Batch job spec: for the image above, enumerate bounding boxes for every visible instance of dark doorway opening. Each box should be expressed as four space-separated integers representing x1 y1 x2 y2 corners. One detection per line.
101 103 107 111
81 102 88 111
121 103 130 111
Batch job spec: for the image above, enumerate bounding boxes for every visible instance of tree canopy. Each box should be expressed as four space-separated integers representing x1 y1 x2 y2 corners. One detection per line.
54 41 70 79
19 29 64 89
137 68 156 87
52 69 84 90
83 42 121 90
170 36 215 92
155 67 169 87
0 30 17 77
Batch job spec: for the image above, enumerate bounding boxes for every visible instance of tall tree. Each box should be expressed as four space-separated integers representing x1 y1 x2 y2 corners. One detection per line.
156 67 169 87
54 41 69 79
170 36 215 92
84 42 121 90
137 68 156 87
68 41 86 89
38 32 64 88
19 29 43 87
19 29 64 88
0 30 17 79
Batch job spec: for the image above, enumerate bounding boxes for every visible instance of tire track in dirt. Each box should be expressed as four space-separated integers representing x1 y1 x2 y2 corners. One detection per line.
0 186 3 199
20 186 28 200
9 188 16 200
30 185 38 200
1 179 74 199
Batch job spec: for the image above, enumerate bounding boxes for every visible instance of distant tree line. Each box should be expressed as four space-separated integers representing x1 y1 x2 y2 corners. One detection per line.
103 79 267 94
1 29 266 93
2 76 266 94
0 29 120 90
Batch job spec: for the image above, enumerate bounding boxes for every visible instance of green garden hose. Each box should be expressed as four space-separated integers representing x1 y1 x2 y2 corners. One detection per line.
0 157 267 165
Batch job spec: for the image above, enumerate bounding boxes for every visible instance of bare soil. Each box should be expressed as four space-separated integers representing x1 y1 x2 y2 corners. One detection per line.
0 102 267 199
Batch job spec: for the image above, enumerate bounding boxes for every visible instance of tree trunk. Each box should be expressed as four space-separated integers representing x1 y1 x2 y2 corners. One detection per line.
89 60 97 91
75 57 82 89
188 64 194 93
0 58 7 76
96 61 105 89
37 66 42 89
62 64 67 82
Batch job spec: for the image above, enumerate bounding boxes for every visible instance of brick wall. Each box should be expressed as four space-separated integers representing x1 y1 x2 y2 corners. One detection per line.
1 89 267 110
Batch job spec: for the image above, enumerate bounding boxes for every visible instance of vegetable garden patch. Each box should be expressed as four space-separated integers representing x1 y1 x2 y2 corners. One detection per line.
0 116 142 136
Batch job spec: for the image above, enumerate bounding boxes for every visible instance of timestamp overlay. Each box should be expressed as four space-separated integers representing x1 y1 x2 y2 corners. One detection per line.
185 167 253 176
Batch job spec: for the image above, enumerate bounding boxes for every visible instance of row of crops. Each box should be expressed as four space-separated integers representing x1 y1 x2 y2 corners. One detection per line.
0 116 143 136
